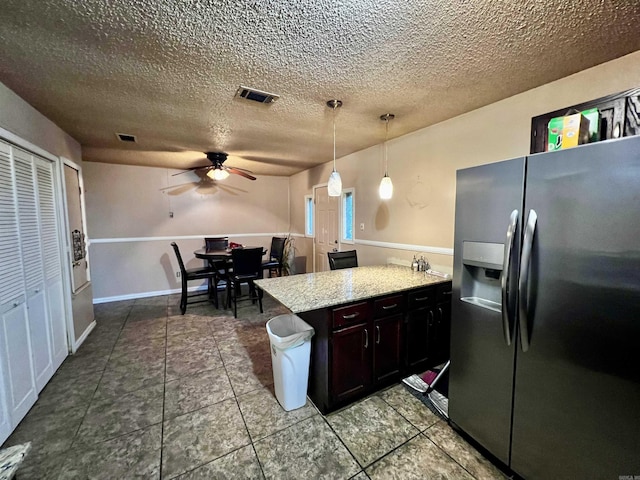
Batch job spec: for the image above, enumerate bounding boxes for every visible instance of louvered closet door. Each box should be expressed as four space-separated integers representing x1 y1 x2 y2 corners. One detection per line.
35 157 68 369
0 141 37 443
14 148 54 392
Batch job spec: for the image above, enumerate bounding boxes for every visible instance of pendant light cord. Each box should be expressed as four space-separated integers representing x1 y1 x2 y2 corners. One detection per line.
384 118 389 176
333 104 337 172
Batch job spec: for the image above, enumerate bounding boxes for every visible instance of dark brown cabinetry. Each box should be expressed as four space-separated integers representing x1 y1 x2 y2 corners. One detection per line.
530 87 640 154
330 302 371 403
372 294 404 384
300 281 451 414
405 282 452 373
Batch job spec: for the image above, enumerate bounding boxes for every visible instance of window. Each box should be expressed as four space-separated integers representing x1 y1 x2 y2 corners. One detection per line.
304 195 314 236
341 188 354 243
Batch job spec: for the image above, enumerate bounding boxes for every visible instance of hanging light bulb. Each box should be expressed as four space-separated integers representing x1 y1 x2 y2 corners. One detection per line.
327 99 343 197
379 113 395 200
207 167 229 181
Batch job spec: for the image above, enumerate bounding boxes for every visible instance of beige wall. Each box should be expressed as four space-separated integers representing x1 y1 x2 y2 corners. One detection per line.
0 81 93 342
84 161 291 299
289 50 640 274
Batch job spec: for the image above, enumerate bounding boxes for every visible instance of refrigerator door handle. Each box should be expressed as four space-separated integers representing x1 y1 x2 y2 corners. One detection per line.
518 209 537 352
501 209 519 345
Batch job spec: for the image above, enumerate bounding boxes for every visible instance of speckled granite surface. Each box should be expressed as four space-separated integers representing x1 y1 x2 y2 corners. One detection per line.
255 265 448 313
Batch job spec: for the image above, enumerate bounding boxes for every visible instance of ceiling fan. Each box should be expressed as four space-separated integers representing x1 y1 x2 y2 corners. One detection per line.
173 152 256 181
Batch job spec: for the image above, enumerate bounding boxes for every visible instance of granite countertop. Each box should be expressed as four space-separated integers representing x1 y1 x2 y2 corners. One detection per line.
255 264 450 313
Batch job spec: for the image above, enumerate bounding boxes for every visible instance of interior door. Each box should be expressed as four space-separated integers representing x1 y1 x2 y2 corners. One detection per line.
511 136 640 479
64 164 89 292
314 185 338 272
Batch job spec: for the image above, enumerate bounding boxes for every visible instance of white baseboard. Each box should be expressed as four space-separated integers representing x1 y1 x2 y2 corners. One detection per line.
93 285 210 304
71 320 96 353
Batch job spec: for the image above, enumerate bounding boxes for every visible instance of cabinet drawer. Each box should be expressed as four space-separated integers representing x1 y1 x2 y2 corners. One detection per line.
332 302 369 329
373 294 403 318
436 282 452 304
407 288 435 310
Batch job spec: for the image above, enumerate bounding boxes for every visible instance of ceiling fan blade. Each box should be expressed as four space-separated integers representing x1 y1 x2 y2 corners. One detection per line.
226 165 254 173
226 167 256 180
171 166 210 176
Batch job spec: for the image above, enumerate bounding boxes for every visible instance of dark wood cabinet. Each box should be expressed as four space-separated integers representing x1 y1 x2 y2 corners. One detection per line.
373 313 403 383
405 282 452 372
530 87 640 154
331 322 371 403
300 281 451 413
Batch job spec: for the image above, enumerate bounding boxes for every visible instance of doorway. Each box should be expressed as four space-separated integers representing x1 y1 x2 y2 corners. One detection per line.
313 185 339 272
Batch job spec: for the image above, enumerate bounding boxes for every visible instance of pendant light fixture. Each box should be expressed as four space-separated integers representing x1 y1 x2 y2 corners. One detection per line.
327 99 343 197
379 113 395 200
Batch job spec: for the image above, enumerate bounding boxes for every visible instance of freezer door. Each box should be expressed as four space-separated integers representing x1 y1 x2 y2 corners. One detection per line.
450 157 524 465
511 136 640 479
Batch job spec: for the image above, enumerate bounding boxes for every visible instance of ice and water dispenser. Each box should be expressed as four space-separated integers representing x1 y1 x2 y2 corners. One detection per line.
459 241 504 313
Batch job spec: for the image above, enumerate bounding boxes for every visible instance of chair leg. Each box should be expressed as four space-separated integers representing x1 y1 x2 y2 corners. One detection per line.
180 277 188 315
232 282 238 318
258 286 263 313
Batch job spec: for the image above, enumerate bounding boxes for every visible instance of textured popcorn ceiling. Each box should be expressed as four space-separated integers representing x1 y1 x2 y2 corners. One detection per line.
1 0 639 175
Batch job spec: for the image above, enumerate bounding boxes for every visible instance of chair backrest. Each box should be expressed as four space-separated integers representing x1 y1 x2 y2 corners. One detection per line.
171 242 187 275
205 236 229 251
328 250 358 270
231 247 264 276
269 237 287 263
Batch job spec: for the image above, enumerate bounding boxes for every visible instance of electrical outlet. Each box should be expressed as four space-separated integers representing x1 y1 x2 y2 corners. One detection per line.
360 223 365 231
176 271 180 278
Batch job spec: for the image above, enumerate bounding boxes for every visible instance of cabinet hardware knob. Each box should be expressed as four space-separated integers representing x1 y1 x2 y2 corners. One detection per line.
364 328 369 349
415 296 429 302
343 312 359 320
376 325 381 344
382 304 397 310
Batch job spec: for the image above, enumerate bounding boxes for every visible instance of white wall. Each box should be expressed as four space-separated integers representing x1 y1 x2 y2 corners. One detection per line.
289 50 640 274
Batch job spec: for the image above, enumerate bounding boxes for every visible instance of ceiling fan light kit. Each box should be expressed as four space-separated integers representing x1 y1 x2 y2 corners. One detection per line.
173 151 256 181
327 99 343 197
378 113 395 200
207 168 230 181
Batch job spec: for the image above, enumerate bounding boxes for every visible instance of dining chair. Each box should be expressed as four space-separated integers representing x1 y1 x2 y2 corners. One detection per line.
261 236 287 278
204 236 229 251
171 242 220 314
226 247 264 318
328 250 358 270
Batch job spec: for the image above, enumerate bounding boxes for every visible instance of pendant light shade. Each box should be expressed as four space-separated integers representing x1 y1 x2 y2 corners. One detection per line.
379 174 393 199
327 99 343 197
379 113 395 200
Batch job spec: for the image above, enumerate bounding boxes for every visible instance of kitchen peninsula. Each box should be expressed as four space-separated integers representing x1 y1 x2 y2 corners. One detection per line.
256 265 452 413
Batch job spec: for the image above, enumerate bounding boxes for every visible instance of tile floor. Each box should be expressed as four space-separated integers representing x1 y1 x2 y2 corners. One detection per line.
2 294 508 479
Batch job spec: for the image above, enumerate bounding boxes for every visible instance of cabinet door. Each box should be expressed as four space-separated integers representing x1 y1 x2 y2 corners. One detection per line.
331 323 371 403
405 307 432 372
373 314 403 384
430 302 451 366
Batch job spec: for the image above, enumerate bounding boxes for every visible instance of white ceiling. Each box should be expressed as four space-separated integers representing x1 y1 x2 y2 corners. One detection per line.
1 0 639 176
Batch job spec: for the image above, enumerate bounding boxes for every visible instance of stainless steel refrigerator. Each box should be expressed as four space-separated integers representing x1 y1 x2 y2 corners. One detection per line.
449 135 640 479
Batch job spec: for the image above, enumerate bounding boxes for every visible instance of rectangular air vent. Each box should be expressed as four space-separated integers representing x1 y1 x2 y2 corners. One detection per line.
235 86 279 104
116 133 137 142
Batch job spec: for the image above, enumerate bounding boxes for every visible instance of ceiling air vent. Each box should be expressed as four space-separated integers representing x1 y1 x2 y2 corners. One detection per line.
235 86 279 104
116 133 137 142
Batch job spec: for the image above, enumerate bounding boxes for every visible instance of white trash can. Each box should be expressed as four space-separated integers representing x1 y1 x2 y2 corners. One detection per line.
266 314 315 411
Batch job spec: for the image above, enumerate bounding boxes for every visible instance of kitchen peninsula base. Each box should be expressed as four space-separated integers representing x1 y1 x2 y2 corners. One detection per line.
255 265 452 414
